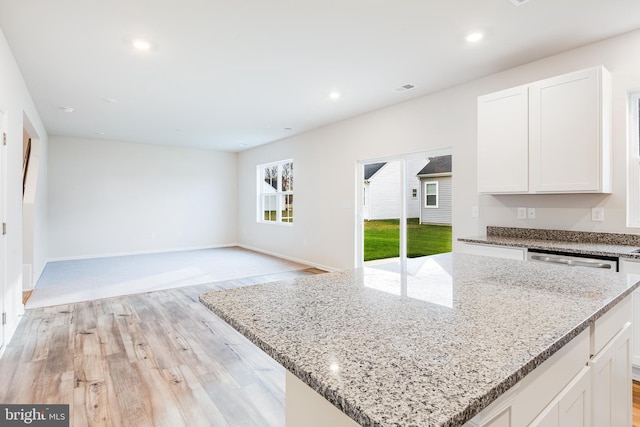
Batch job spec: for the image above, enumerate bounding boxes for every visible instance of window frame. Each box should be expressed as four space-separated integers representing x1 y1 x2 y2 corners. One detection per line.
424 181 439 209
628 91 640 227
257 159 294 225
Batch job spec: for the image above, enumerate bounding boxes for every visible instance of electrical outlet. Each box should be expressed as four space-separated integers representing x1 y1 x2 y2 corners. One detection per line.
592 207 604 222
527 208 536 219
517 207 527 220
471 206 479 218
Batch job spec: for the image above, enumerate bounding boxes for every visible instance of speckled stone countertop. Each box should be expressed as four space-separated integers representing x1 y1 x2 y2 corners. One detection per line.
199 253 640 427
459 226 640 259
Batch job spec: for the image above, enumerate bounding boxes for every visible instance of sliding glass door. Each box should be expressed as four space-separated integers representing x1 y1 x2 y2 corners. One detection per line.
356 148 452 268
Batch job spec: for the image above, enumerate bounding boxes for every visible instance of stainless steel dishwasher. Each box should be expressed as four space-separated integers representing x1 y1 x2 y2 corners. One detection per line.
527 249 618 271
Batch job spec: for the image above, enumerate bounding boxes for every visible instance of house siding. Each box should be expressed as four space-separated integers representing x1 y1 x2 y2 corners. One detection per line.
364 160 423 220
420 176 452 225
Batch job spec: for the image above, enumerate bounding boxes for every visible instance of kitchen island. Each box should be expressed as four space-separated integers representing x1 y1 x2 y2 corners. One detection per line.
199 253 640 426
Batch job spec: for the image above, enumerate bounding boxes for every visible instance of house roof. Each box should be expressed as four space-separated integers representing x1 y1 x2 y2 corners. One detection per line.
417 155 452 176
364 162 386 180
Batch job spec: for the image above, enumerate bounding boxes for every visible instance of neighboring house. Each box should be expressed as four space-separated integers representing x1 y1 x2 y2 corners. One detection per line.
416 155 452 225
363 160 424 220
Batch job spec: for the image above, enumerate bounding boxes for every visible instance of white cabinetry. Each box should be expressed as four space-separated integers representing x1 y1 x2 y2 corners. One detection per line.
477 66 611 194
618 258 640 377
529 366 591 427
589 322 631 427
457 243 526 261
477 85 529 193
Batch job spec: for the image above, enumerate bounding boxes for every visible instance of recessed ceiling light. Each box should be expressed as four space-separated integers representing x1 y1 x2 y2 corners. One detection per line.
94 131 105 135
329 91 341 100
133 39 151 50
59 106 74 113
466 32 484 43
102 98 117 103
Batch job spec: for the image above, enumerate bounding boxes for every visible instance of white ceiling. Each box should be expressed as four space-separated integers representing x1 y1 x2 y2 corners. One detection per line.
1 0 640 152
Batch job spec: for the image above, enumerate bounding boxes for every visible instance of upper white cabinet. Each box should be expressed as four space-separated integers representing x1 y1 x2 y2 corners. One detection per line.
477 85 529 193
477 66 612 194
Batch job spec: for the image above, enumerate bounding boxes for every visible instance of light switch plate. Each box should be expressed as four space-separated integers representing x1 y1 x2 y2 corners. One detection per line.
527 208 536 219
592 207 604 222
471 206 479 218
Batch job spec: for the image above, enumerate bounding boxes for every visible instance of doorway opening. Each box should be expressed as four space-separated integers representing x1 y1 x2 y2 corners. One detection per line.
357 148 452 267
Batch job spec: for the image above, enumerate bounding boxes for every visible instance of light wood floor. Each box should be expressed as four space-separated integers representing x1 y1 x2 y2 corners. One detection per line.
634 381 640 426
0 268 324 427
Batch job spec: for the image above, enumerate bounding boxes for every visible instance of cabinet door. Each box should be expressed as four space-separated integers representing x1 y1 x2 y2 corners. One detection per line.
477 85 529 193
589 322 631 427
457 243 526 261
529 366 591 427
558 366 591 427
529 67 610 193
618 259 640 369
529 402 559 427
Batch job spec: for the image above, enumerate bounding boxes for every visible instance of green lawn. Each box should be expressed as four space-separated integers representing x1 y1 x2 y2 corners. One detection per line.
364 219 452 261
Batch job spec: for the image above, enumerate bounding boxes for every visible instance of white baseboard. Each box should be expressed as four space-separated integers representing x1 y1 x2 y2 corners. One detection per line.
238 244 338 273
46 243 239 263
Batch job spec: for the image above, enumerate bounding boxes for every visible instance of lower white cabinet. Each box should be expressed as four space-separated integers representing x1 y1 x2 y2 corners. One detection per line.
589 322 632 427
529 366 591 427
618 258 640 376
457 243 526 261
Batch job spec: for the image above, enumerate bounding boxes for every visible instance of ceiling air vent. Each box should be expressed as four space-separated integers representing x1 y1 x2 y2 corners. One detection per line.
394 84 415 93
510 0 531 6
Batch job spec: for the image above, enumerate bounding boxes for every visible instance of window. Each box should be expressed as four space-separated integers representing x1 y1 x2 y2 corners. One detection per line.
411 188 418 199
629 92 640 227
258 160 293 224
424 181 438 208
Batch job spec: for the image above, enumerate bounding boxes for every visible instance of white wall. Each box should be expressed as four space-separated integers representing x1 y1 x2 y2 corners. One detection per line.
0 26 48 349
238 29 640 271
48 136 238 259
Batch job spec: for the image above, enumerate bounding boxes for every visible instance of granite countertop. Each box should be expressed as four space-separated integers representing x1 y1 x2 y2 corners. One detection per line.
459 226 640 259
199 253 640 427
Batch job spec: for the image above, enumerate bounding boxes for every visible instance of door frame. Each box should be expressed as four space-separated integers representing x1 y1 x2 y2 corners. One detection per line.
0 110 6 350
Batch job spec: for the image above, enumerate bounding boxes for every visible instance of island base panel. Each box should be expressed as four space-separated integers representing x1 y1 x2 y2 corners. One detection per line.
286 371 359 427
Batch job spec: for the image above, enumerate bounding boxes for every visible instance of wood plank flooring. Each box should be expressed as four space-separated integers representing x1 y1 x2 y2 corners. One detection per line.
634 381 640 426
0 268 325 427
